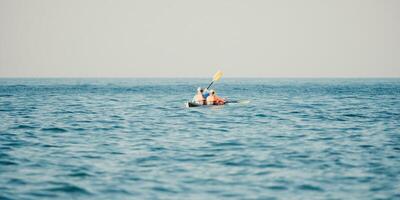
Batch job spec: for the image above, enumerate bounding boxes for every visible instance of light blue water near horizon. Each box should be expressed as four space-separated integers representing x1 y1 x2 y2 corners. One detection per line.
0 78 399 200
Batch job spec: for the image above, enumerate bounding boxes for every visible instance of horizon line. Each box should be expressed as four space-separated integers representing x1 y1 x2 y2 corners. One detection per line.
0 77 400 80
0 76 399 79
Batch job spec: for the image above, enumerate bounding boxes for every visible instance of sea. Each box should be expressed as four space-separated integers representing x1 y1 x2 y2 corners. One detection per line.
0 78 399 200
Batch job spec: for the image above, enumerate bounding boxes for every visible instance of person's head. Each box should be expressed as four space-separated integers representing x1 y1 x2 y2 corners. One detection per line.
209 89 216 95
197 87 204 93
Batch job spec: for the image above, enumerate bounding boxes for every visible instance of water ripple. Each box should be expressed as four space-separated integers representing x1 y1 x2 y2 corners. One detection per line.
0 78 399 199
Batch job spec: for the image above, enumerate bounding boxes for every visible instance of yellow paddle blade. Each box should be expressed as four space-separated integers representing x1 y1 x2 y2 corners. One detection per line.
213 70 223 82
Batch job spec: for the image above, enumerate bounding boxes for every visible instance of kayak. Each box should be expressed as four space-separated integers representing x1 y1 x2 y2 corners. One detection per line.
185 102 220 107
185 100 247 108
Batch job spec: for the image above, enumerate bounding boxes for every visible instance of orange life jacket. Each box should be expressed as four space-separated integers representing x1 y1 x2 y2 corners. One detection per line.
206 95 215 104
207 95 225 105
214 96 225 105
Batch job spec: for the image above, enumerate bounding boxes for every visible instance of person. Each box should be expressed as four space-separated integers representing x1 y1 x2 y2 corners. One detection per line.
206 89 226 105
192 87 206 105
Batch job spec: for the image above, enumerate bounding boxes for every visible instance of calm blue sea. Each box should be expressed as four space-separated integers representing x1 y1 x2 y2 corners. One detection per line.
0 78 399 200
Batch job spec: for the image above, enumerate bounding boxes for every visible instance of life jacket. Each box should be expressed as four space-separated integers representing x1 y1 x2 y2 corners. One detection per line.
214 96 225 105
194 93 205 104
206 95 215 105
207 95 225 105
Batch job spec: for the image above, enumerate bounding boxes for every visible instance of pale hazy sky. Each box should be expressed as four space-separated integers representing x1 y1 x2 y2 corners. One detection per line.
0 0 399 77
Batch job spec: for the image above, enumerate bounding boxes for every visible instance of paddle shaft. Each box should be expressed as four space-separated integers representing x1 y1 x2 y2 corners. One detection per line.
206 81 214 90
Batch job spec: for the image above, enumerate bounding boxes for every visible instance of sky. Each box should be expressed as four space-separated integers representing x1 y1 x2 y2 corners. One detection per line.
0 0 399 78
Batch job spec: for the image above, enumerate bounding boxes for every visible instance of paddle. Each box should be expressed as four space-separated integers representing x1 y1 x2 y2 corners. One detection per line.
206 70 223 90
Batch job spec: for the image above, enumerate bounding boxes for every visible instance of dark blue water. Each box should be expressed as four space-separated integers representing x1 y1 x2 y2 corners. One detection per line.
1 78 399 199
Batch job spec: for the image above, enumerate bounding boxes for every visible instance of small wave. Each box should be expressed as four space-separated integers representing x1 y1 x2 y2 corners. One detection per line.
112 125 124 129
297 184 324 192
223 160 252 167
255 171 271 175
65 104 82 107
151 186 177 193
81 154 102 159
150 147 167 152
45 183 91 195
0 160 18 166
2 140 26 148
71 127 86 131
359 144 374 149
41 144 62 148
266 185 288 190
41 127 68 133
207 128 229 132
0 146 13 151
109 151 124 155
199 153 216 158
12 124 37 130
211 141 243 147
0 152 9 158
68 171 93 178
0 194 14 200
343 113 366 118
100 188 131 195
111 115 123 119
52 110 74 114
28 191 59 198
135 155 161 163
257 163 286 169
332 117 346 121
7 178 27 185
93 127 112 131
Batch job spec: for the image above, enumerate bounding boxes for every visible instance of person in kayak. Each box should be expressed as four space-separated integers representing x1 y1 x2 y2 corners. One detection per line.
206 89 226 105
192 87 206 105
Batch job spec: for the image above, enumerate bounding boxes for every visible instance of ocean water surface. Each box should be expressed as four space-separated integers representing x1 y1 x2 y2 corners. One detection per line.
0 78 399 199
